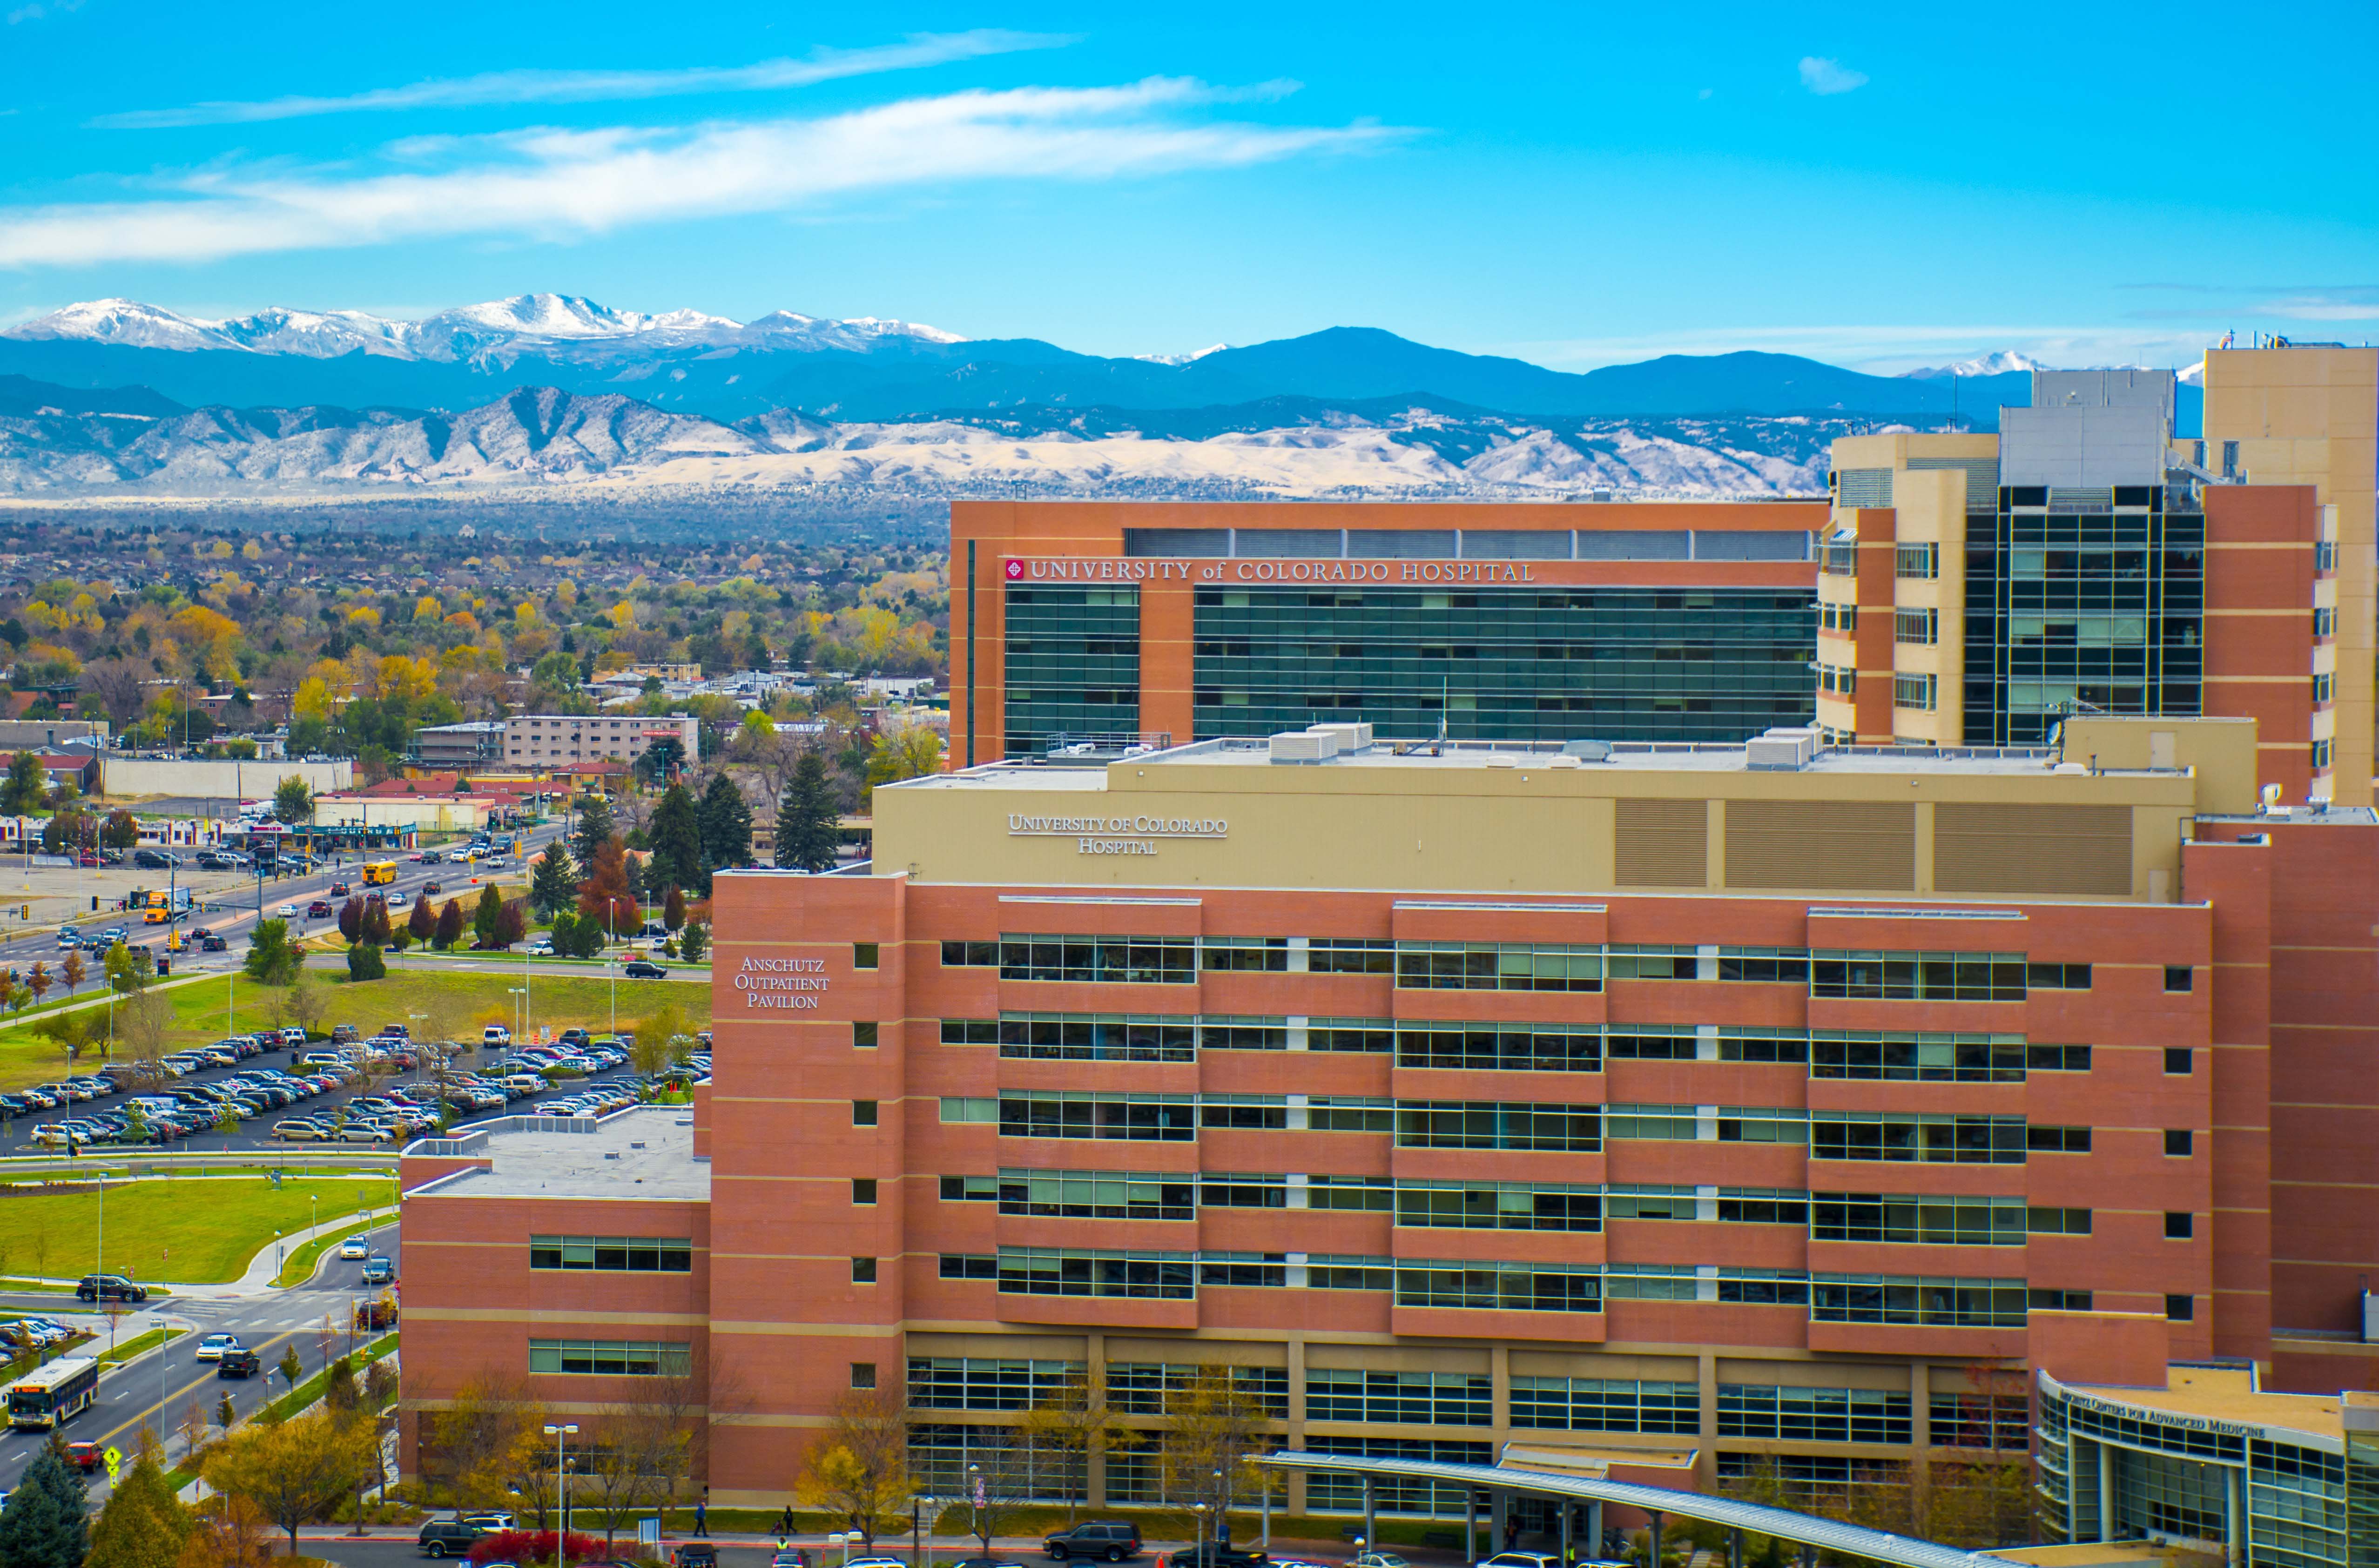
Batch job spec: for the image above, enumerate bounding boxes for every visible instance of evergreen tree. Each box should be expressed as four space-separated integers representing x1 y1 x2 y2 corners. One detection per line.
696 772 753 874
527 844 576 917
570 795 614 871
240 919 300 986
0 1434 90 1568
662 886 687 932
680 922 708 963
361 898 392 946
494 898 526 949
0 753 47 817
776 751 842 873
648 782 704 894
472 886 503 948
345 944 385 982
336 897 364 943
407 892 437 945
434 898 465 951
84 1453 187 1568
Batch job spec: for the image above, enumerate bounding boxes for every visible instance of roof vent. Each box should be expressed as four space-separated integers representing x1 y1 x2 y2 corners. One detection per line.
1561 739 1613 762
603 1151 622 1160
1745 727 1820 772
1547 755 1581 769
1268 729 1338 764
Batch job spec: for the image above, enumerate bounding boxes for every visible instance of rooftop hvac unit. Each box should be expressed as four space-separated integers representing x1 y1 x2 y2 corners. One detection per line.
1561 739 1614 762
1745 727 1821 772
1269 730 1338 764
1308 721 1373 752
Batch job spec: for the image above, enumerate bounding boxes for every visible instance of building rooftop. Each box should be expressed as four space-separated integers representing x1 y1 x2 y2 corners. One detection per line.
410 1107 708 1202
2051 1364 2346 1447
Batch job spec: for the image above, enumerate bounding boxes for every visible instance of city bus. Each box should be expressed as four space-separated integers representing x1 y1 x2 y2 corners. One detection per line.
363 861 398 887
8 1357 99 1430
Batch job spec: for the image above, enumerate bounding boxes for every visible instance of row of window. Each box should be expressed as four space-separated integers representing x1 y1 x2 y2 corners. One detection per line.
940 1093 2139 1162
528 1235 694 1272
899 1358 2022 1447
966 1169 2096 1240
942 937 2111 1000
937 1251 2049 1323
941 1015 2103 1081
526 1339 690 1376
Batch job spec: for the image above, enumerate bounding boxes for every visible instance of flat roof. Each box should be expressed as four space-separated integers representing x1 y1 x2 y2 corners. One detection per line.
413 1108 708 1202
2048 1365 2345 1448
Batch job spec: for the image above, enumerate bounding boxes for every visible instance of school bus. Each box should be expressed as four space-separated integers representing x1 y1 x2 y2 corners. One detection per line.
363 861 398 887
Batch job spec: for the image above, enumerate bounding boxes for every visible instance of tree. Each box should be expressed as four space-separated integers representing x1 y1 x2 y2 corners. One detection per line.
0 1433 92 1568
346 943 386 982
336 898 363 944
492 899 527 950
24 964 47 1008
776 751 841 873
1158 1369 1270 1537
679 922 708 963
576 839 636 938
285 972 327 1040
30 1013 91 1077
570 795 615 872
202 1409 371 1559
39 811 88 857
635 735 687 785
863 722 943 802
406 892 436 946
796 1388 909 1550
58 952 82 998
630 1004 692 1082
115 990 174 1089
241 920 300 986
361 898 392 946
270 777 314 828
420 1372 546 1511
696 773 752 874
84 1452 189 1568
1020 1370 1141 1528
0 753 47 818
434 898 465 951
103 940 153 996
99 810 139 851
647 783 703 895
527 845 575 918
662 886 687 933
471 886 502 949
179 1495 274 1568
582 1401 688 1547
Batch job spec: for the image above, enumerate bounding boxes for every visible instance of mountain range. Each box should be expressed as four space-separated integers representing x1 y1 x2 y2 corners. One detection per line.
0 294 2205 502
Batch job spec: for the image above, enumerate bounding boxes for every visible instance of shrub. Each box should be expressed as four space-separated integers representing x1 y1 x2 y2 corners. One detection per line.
467 1530 607 1566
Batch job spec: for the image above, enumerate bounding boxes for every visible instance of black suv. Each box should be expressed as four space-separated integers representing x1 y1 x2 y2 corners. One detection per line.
418 1514 508 1558
217 1349 260 1379
1045 1524 1143 1562
75 1274 148 1304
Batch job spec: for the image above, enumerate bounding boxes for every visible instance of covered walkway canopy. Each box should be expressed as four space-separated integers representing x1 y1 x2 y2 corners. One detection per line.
1258 1451 2011 1568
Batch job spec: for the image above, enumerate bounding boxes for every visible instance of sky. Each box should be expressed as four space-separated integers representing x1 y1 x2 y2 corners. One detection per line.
0 0 2374 373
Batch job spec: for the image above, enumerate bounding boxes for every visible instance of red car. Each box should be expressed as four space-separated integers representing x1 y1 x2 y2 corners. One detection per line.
307 900 333 917
66 1441 101 1472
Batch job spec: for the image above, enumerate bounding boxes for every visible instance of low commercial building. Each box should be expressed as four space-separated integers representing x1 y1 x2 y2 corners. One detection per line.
399 713 2379 1537
500 713 699 769
410 721 506 768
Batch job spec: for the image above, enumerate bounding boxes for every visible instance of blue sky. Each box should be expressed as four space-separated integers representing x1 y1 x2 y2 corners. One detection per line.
1 0 2374 371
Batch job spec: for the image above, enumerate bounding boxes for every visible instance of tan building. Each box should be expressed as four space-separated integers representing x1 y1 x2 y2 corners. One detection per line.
1813 348 2374 808
500 713 699 768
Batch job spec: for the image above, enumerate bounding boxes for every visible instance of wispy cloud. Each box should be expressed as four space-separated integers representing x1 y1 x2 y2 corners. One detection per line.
1797 56 1868 95
90 30 1072 128
2120 283 2379 322
0 79 1407 268
7 0 81 24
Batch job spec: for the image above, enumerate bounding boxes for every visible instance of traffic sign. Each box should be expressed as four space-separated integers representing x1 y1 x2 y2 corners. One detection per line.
102 1447 120 1481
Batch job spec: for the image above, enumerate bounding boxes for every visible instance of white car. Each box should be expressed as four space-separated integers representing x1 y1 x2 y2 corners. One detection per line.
482 1026 512 1047
276 903 298 918
338 1236 371 1260
195 1333 243 1362
525 938 555 956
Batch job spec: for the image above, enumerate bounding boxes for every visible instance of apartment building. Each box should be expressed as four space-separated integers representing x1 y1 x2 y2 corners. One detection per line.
1814 347 2377 808
949 501 1826 764
499 713 699 768
398 712 2379 1527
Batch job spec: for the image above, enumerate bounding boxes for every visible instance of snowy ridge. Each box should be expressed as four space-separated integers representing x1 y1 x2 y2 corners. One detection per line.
1898 350 2048 379
1 294 964 362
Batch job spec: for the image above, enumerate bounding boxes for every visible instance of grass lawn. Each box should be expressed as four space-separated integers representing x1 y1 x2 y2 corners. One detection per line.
274 1210 394 1287
0 966 708 1091
95 1325 182 1367
0 1172 397 1283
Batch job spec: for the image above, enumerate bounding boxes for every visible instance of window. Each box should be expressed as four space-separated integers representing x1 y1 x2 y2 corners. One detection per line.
2165 1211 2194 1239
2165 1129 2194 1157
2027 963 2091 989
1393 1181 1602 1232
1809 951 2025 1002
2027 1044 2091 1071
994 935 1197 985
997 1247 1196 1299
852 1022 878 1048
994 1014 1196 1063
2221 440 2239 478
851 1257 877 1284
1202 936 1288 972
2315 607 2336 638
937 1097 995 1124
2314 737 2335 771
2028 1125 2091 1153
2314 673 2334 705
1393 1261 1601 1313
853 1099 879 1126
1894 608 1938 645
1109 1364 1289 1417
1395 1102 1601 1152
1394 942 1602 992
938 1254 996 1280
1307 1369 1492 1426
1809 1276 2026 1327
854 942 879 969
1512 1376 1698 1433
2030 1288 2092 1311
999 1170 1195 1220
907 1357 1082 1410
528 1339 691 1376
1819 663 1856 697
1809 1194 2026 1245
2165 965 2194 993
1395 1023 1602 1073
940 1018 998 1044
1893 673 1937 712
852 1179 877 1205
1895 544 1939 579
1307 938 1395 975
528 1236 694 1272
2164 1048 2194 1075
1809 1112 2023 1164
940 941 997 967
1000 1091 1197 1141
850 1362 876 1390
1930 1391 2029 1450
1719 1386 1912 1445
1820 602 1858 634
939 1174 996 1201
2166 1293 2195 1322
2027 1207 2092 1235
1813 1032 2025 1082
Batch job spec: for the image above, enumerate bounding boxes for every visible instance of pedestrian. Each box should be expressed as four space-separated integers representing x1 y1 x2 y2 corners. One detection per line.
776 1506 795 1542
1504 1518 1519 1552
693 1490 708 1537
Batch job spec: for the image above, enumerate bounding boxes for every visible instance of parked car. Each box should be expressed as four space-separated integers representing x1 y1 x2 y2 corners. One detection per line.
1046 1524 1145 1561
482 1026 511 1048
671 1547 720 1568
131 848 177 869
418 1517 502 1559
75 1274 148 1304
217 1348 261 1379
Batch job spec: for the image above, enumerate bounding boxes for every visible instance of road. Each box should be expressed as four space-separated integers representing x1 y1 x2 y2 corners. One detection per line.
0 1215 402 1501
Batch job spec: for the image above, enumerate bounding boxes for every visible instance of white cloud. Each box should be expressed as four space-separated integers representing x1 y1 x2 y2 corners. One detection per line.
90 30 1073 128
1797 56 1868 95
0 79 1407 268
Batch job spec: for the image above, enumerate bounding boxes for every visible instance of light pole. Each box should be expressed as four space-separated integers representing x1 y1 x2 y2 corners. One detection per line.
912 1495 935 1568
543 1422 579 1567
967 1462 982 1557
274 1229 283 1274
1213 1468 1226 1556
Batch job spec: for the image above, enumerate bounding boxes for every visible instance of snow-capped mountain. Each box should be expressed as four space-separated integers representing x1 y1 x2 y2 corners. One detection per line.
1137 343 1232 366
1 294 962 364
1898 350 2049 379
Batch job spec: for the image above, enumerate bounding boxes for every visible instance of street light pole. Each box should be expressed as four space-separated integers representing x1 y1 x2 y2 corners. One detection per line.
544 1422 579 1566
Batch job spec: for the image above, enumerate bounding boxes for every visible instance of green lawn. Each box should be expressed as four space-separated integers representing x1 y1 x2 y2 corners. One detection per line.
0 967 709 1091
0 1173 397 1283
275 1210 394 1287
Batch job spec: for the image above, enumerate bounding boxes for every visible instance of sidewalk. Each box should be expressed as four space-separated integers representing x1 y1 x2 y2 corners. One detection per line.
172 1205 398 1299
